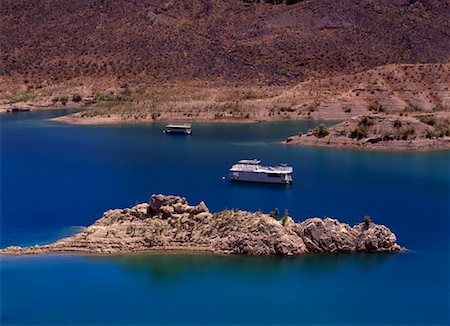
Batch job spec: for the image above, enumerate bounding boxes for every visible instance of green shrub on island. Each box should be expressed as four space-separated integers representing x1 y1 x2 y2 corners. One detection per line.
280 209 290 225
358 115 373 127
363 215 372 228
349 126 369 140
311 124 330 138
269 208 279 220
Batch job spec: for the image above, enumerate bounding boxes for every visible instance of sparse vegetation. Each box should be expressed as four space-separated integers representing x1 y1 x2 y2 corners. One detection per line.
349 126 368 140
72 94 82 102
404 105 421 113
368 103 385 113
359 116 373 127
311 124 330 138
432 104 449 112
363 215 372 228
398 126 416 140
269 208 279 220
435 122 450 137
7 93 37 104
393 119 402 128
279 106 295 113
416 115 436 126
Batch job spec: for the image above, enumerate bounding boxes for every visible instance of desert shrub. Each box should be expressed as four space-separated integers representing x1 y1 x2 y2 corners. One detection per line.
311 124 329 138
349 126 368 140
151 112 161 120
279 106 295 113
382 133 394 141
368 103 385 113
425 129 436 139
432 104 448 112
398 126 415 140
269 208 279 220
416 115 436 126
403 105 421 113
307 105 316 113
435 123 450 137
363 215 372 229
72 94 82 102
393 119 402 128
60 96 68 106
281 211 290 226
343 107 352 113
7 93 37 104
359 116 373 127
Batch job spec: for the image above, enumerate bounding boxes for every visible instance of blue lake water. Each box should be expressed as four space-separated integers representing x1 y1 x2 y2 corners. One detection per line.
0 110 449 325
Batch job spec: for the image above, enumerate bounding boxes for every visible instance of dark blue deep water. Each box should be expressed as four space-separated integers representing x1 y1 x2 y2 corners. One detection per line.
1 110 449 325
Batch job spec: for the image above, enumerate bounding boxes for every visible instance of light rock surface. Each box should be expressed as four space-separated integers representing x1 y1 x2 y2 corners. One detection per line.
0 195 403 256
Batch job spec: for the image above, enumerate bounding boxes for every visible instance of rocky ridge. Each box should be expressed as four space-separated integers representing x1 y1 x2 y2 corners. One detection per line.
1 195 403 256
1 0 449 84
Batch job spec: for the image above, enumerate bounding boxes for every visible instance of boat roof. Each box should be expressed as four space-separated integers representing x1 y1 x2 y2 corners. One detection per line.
166 123 192 128
231 161 293 174
238 159 261 164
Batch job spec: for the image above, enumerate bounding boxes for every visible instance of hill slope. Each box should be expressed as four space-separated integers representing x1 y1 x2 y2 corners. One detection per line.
1 0 449 85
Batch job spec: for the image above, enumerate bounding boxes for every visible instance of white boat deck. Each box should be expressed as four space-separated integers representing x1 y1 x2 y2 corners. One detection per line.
230 159 293 175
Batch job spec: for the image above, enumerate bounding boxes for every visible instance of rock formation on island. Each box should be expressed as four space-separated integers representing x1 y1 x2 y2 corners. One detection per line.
286 113 450 152
0 195 403 256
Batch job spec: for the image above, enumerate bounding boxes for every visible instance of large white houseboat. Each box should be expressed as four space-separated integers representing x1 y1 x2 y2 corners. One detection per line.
163 124 192 135
229 159 293 184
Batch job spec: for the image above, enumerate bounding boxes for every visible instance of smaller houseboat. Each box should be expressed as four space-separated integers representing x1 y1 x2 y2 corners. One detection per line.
229 159 293 184
163 124 192 135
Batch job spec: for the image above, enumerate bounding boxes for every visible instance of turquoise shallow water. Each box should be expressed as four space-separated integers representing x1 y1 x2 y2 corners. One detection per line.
0 110 449 325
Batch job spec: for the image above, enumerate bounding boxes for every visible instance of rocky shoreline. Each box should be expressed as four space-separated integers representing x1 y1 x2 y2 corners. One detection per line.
1 194 403 256
285 114 450 152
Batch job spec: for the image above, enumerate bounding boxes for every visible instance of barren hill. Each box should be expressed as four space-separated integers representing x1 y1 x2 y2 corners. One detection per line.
1 0 449 85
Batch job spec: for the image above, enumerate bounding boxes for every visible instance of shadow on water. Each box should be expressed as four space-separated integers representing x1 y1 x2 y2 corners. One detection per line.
228 180 294 190
91 252 394 282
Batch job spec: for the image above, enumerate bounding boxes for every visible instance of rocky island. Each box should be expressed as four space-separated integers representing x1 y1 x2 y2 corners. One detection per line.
1 194 403 256
286 113 450 152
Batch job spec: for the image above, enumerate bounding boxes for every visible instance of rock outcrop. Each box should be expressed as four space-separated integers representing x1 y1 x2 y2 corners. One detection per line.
286 113 450 152
0 195 403 256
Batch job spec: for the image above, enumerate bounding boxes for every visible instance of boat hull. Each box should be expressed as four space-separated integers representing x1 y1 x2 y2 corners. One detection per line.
229 171 293 184
163 129 192 135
